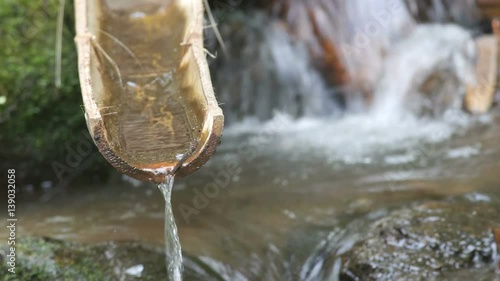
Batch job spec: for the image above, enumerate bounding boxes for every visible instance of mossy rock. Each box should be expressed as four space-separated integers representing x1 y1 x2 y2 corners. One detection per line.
0 237 167 281
0 237 244 281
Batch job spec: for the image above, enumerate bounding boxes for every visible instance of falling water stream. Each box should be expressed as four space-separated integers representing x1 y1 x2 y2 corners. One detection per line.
158 174 183 281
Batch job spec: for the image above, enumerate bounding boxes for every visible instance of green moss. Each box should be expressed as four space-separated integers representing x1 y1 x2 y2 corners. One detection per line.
0 0 110 182
0 237 107 280
1 236 282 280
0 237 169 281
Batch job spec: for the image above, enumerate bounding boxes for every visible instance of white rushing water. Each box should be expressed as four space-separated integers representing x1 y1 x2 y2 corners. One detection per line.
224 21 477 165
224 110 472 169
212 0 483 123
158 175 183 281
371 24 476 122
273 0 416 110
218 0 480 166
209 11 336 122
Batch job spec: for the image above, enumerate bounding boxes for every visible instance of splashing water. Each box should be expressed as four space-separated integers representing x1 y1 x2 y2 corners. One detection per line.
371 24 476 122
210 0 484 123
207 11 336 123
158 175 183 281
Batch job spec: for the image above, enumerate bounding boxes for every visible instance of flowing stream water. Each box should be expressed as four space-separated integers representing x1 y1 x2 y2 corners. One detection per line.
9 110 500 280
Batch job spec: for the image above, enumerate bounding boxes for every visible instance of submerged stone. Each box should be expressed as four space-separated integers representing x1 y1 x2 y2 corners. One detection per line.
339 199 499 281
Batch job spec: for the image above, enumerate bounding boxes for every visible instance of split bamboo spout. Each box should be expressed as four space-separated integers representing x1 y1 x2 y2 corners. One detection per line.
74 0 223 183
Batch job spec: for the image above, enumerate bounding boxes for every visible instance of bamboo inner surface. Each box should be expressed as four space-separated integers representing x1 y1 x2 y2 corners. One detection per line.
93 0 204 165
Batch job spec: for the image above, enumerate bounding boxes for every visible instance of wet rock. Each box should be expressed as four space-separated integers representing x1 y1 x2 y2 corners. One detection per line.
0 237 165 281
340 200 499 281
270 0 351 87
403 0 483 27
476 0 500 19
0 237 243 281
414 69 461 117
440 267 500 281
371 24 476 117
495 227 500 270
269 0 415 109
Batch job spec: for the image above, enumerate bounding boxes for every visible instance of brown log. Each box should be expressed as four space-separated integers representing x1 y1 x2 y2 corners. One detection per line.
306 7 351 86
477 0 500 18
270 1 350 88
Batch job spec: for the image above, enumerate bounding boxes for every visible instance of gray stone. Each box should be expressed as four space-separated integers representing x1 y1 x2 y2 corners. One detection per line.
340 200 499 281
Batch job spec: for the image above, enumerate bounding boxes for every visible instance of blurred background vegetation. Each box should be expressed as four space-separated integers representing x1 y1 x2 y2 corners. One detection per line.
0 0 109 185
